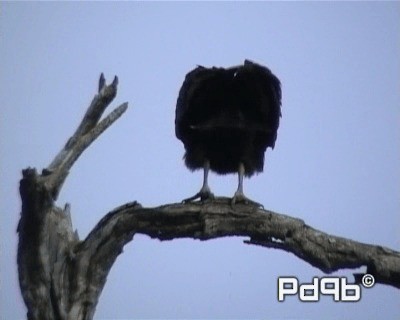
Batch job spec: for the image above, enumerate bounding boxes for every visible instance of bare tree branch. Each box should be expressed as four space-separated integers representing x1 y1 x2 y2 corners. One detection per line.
45 75 127 200
18 74 128 320
17 74 399 320
78 198 400 292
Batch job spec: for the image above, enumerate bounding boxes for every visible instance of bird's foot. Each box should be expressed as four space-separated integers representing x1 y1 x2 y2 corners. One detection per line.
231 191 263 208
182 186 215 203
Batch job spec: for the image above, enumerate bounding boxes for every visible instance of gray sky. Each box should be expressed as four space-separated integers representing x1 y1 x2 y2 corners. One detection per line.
1 2 399 319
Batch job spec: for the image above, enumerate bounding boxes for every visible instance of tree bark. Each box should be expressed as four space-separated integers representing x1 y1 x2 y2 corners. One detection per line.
17 74 400 320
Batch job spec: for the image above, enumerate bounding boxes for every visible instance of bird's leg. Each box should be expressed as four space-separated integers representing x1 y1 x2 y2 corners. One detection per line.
183 160 215 203
231 163 263 207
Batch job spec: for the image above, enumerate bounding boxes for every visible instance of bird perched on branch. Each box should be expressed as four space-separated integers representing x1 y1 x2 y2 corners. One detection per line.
175 60 281 205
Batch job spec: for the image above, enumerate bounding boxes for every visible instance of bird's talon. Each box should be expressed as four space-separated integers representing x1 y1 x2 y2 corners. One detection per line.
182 190 215 203
231 192 263 208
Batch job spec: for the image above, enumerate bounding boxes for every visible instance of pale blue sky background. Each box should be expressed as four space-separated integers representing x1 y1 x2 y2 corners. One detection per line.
1 2 399 319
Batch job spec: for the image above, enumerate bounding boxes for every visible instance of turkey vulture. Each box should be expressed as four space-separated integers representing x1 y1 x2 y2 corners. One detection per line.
175 60 281 205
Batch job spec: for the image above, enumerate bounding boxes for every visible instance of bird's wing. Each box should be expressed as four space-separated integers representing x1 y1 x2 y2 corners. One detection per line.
175 66 229 140
234 61 282 148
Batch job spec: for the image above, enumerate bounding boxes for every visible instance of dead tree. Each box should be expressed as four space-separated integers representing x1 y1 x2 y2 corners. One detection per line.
17 74 400 320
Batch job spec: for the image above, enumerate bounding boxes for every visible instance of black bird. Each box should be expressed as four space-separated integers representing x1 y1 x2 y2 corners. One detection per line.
175 60 281 205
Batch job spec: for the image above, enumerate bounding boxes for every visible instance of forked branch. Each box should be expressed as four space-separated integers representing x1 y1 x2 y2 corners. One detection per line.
46 74 127 200
18 74 128 320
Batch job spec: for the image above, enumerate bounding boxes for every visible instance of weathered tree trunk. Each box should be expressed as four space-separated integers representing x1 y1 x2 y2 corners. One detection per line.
17 75 400 320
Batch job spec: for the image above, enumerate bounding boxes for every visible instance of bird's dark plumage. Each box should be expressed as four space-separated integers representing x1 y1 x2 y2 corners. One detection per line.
175 60 281 204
